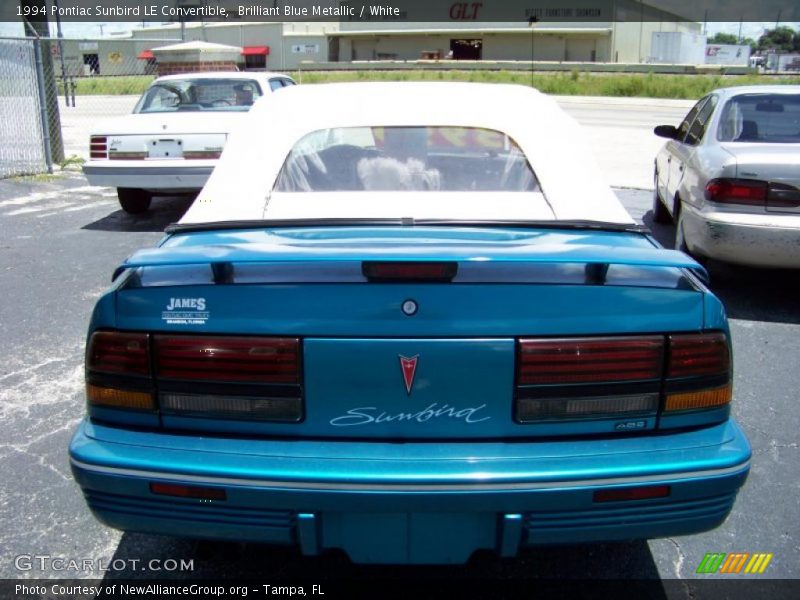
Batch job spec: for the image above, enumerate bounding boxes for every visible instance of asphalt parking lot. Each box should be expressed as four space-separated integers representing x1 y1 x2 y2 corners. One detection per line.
1 166 798 593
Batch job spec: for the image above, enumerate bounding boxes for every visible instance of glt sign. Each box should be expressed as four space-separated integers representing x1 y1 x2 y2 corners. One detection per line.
449 2 483 20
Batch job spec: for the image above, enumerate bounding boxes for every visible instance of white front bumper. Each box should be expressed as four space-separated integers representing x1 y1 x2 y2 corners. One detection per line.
82 159 216 192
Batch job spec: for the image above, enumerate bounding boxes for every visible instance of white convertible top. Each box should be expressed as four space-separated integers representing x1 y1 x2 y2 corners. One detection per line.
181 82 633 225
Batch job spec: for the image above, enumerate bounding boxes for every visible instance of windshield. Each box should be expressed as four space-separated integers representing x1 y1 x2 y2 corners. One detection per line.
134 78 262 113
717 93 800 143
274 126 540 192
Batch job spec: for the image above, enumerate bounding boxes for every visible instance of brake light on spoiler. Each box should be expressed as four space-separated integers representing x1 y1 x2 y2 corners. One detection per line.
515 332 731 423
85 332 302 422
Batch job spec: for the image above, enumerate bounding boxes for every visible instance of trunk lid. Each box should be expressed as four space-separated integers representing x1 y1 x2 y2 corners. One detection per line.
722 142 800 214
110 226 708 439
95 113 247 160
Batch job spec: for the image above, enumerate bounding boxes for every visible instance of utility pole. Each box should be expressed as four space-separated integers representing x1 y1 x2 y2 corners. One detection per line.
528 16 538 88
20 0 65 164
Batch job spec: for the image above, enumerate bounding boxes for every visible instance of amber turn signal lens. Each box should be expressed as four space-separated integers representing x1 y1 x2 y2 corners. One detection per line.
665 384 732 412
87 384 155 410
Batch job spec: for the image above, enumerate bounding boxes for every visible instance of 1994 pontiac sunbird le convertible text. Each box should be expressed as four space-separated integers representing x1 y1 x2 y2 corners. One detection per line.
69 83 751 565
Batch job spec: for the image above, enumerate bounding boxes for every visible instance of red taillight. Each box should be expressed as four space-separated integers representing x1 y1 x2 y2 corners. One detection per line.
517 336 664 385
87 331 150 376
154 336 300 384
705 178 767 205
668 332 730 379
90 136 107 159
362 261 457 282
593 485 670 503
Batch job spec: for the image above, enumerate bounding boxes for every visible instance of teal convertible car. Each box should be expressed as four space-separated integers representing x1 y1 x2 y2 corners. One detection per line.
70 83 750 564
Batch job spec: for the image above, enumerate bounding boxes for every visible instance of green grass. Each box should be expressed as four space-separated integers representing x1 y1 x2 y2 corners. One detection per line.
59 154 85 170
61 71 800 100
294 70 800 99
58 75 155 96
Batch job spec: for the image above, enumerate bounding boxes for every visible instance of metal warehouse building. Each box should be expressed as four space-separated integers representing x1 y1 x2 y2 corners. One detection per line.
56 3 701 75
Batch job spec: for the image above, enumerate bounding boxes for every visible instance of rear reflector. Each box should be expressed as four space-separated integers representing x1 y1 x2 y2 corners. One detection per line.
154 336 300 384
90 136 107 159
665 384 732 412
160 392 302 422
516 393 658 422
183 150 222 159
86 384 154 410
668 333 730 378
593 485 670 503
363 261 457 282
109 151 147 160
87 331 150 376
705 178 767 206
150 482 226 501
518 336 663 385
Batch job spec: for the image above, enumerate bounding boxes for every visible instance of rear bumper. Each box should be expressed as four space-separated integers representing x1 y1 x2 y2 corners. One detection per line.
82 161 215 192
70 419 751 564
682 205 800 268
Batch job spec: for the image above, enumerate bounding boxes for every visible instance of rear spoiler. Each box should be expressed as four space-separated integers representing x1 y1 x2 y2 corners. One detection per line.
112 243 708 282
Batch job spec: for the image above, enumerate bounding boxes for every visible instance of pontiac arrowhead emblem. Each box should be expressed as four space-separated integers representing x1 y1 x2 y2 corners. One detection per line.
399 355 419 395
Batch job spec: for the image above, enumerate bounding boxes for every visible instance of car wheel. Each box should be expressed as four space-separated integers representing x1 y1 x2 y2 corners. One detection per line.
651 171 671 224
117 188 152 214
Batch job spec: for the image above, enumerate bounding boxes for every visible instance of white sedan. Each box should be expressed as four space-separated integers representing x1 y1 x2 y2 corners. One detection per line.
653 85 800 268
82 71 295 214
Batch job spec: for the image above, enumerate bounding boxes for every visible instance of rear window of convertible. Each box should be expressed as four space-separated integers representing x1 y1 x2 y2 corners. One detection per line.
274 127 540 192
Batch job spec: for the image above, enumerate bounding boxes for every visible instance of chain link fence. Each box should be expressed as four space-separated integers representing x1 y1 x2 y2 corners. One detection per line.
1 36 179 178
0 37 47 178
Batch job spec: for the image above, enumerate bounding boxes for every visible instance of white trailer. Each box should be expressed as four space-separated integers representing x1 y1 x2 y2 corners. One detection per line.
649 32 707 64
705 44 751 66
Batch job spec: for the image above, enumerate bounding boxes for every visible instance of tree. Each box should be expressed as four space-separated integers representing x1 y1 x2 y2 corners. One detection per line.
708 33 739 45
757 26 798 53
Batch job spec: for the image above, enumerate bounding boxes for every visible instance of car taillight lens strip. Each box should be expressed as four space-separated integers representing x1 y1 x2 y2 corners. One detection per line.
517 393 659 421
109 151 147 160
705 178 800 208
516 332 732 422
85 332 303 420
518 336 664 385
154 336 300 384
160 392 302 422
183 150 222 159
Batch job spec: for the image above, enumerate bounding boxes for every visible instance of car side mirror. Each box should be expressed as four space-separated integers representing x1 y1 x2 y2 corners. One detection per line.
654 125 679 140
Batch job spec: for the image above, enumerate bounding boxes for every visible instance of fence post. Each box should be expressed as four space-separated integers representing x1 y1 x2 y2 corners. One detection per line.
32 38 54 174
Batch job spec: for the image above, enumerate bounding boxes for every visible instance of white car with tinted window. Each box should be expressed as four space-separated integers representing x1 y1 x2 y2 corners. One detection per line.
653 85 800 268
82 72 295 214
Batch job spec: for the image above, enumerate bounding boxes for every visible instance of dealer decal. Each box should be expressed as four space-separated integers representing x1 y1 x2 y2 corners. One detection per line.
162 297 209 325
